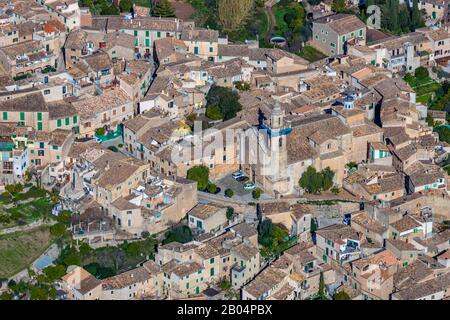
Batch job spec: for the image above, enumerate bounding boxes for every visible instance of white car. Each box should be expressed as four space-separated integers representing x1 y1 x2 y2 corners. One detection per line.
243 182 256 190
232 171 244 180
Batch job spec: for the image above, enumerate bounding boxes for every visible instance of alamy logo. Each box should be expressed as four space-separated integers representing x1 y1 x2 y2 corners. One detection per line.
366 5 382 30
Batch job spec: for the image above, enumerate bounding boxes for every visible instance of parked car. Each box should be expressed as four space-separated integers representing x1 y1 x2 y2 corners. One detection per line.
236 176 249 182
243 182 256 190
232 171 244 180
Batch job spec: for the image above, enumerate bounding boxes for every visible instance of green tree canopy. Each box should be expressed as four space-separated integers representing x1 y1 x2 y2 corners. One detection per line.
331 0 348 12
415 66 429 80
119 0 133 12
153 0 176 17
226 207 234 220
206 86 243 120
186 165 210 191
333 291 351 300
299 166 335 194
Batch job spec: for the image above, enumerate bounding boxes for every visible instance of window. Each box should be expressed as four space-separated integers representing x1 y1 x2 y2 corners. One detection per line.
65 117 70 125
210 268 214 276
57 119 62 127
145 38 150 47
157 31 161 38
20 112 25 121
37 122 43 131
2 112 7 120
52 145 58 150
359 29 363 37
210 258 214 264
37 112 42 121
209 47 213 53
73 116 77 124
44 89 50 95
134 30 138 36
145 31 149 37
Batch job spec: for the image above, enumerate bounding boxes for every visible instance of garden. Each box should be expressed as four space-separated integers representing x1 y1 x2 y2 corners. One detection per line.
404 67 440 105
0 226 55 278
258 220 297 260
0 184 54 230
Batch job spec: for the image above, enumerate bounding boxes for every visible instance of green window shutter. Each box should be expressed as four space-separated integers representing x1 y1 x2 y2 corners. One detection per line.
52 145 58 150
186 283 189 289
37 122 43 131
134 30 138 36
210 268 214 276
2 111 7 120
73 116 77 124
56 155 60 160
65 117 69 125
135 38 138 46
342 35 346 42
210 258 214 264
157 31 161 38
209 47 213 52
145 38 150 47
57 119 62 127
145 31 149 37
37 112 42 121
359 29 363 36
20 112 25 121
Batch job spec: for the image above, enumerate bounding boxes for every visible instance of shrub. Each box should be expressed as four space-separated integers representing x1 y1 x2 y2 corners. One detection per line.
95 127 106 136
107 146 119 152
331 186 340 194
187 165 210 191
415 66 429 80
225 188 234 198
141 231 150 239
118 144 124 148
206 105 223 120
226 207 234 220
252 188 262 199
206 183 217 194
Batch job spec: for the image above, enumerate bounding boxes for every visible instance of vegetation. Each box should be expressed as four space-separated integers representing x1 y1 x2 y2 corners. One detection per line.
186 165 210 191
206 86 242 121
206 183 218 194
95 127 106 136
234 81 251 91
152 0 176 17
331 0 348 13
299 166 335 194
107 146 119 152
297 46 327 62
226 207 235 220
258 220 296 260
0 226 54 278
217 0 254 32
312 271 329 300
225 188 234 198
252 188 262 200
57 237 158 278
205 105 223 121
79 0 120 15
333 291 351 300
162 225 193 245
362 0 424 35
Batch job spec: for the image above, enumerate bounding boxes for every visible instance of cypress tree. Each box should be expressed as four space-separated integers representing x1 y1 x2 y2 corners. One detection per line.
153 0 176 18
411 0 424 30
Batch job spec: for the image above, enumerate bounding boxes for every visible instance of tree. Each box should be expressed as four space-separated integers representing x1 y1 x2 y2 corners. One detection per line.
299 166 322 194
163 225 193 244
42 265 66 282
320 167 335 191
333 291 351 300
206 183 217 194
299 166 335 193
217 0 254 31
153 0 176 17
258 219 275 247
415 66 429 80
331 0 347 13
206 86 243 121
225 188 234 198
226 207 234 220
119 0 133 12
411 0 424 30
399 5 412 33
50 223 67 238
252 188 262 199
385 0 401 34
186 165 210 191
315 271 328 300
206 105 223 120
310 217 318 233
